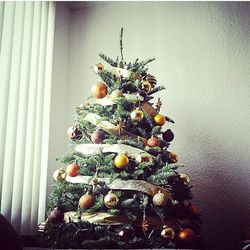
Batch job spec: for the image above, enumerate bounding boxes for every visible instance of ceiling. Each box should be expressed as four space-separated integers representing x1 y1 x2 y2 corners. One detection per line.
68 1 121 10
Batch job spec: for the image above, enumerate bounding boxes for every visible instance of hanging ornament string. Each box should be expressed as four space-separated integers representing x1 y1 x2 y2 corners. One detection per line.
142 195 149 237
91 164 99 194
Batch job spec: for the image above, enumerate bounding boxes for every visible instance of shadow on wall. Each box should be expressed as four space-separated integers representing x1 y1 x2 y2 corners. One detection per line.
192 135 250 250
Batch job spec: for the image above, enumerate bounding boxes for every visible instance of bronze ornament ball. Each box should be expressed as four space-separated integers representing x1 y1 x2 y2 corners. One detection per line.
79 193 95 209
177 228 197 245
91 130 105 144
47 208 64 223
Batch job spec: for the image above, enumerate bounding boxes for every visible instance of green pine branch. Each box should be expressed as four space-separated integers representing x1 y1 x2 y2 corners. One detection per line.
99 53 117 67
148 85 165 95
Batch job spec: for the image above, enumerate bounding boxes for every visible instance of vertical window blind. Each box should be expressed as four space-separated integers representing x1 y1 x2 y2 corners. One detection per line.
0 1 55 235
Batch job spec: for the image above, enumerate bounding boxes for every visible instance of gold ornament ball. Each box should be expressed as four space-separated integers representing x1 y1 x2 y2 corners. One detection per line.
110 89 123 100
154 114 166 126
114 153 129 169
161 226 175 241
53 168 66 182
153 191 169 207
136 152 153 164
130 108 144 123
141 80 152 92
179 173 190 186
93 63 104 74
104 191 119 208
79 193 95 209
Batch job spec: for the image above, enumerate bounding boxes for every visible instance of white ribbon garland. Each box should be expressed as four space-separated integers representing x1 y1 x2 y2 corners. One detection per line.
75 143 145 158
88 93 143 106
64 211 124 225
66 175 172 198
84 113 117 133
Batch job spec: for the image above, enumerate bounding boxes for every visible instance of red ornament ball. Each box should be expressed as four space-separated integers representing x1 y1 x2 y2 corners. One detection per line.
66 162 79 177
47 208 64 223
91 130 105 144
91 82 107 99
147 136 160 147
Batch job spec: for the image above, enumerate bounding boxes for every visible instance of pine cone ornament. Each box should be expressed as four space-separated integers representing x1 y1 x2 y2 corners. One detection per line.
141 80 152 92
142 74 157 87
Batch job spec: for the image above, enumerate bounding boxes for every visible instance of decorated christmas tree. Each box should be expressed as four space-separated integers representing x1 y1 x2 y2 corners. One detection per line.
39 29 202 249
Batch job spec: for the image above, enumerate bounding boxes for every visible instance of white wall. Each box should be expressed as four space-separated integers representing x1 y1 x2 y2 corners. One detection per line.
52 2 250 249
